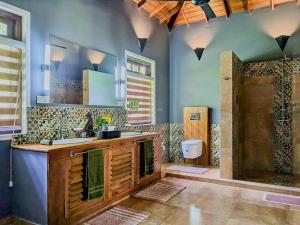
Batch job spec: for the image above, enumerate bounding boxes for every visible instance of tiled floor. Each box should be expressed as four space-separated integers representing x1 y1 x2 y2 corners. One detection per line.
240 170 300 188
118 177 300 225
162 163 300 196
6 177 300 225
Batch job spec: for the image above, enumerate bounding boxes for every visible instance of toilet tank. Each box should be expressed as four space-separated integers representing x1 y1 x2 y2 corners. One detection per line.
182 139 203 159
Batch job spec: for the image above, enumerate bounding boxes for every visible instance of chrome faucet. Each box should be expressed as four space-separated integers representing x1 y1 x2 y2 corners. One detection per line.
59 127 65 140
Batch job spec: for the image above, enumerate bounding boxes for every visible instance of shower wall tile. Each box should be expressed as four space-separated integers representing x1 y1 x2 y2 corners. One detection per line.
244 58 300 175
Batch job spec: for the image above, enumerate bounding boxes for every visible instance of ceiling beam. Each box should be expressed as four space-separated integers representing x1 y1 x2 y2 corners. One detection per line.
242 0 251 13
200 7 208 23
138 0 147 8
167 2 184 31
223 0 231 18
150 2 169 17
181 3 190 27
160 2 183 24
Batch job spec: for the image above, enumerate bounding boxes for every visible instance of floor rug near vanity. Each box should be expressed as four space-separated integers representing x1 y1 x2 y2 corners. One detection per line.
166 165 208 174
83 206 150 225
132 181 186 203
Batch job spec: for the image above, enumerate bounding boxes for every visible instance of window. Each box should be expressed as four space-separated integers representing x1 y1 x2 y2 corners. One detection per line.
125 51 155 125
0 2 30 137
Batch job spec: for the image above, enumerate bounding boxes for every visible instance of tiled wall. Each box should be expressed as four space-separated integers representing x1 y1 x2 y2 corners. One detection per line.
13 107 221 166
220 51 244 179
244 59 300 175
13 107 127 145
13 107 171 162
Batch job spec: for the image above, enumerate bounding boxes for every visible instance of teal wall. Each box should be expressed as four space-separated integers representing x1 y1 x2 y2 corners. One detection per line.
170 3 300 123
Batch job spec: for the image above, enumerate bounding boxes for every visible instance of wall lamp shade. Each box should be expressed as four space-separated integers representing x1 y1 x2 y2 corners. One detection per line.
92 63 100 71
275 35 290 51
52 60 61 70
138 38 147 53
194 48 205 61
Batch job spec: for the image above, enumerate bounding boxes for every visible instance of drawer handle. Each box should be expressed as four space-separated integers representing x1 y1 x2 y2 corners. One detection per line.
69 145 112 158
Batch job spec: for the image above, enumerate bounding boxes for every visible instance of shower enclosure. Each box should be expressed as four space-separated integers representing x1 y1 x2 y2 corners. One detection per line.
220 51 300 188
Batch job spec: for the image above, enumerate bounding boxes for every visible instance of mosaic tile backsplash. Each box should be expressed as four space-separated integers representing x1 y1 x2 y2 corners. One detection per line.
13 107 221 166
13 107 127 145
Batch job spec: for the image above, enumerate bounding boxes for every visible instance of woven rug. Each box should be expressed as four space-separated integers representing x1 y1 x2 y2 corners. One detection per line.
166 165 208 174
263 193 300 206
132 181 186 203
83 206 150 225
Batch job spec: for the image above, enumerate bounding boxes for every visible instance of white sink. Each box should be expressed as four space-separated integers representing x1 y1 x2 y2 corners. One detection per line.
51 138 93 145
121 132 143 137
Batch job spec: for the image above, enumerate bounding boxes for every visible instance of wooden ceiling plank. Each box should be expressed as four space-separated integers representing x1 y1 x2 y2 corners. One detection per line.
167 1 184 31
150 2 169 17
181 2 190 26
138 0 147 8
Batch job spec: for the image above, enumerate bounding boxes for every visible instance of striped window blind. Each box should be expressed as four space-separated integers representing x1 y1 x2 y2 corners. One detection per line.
0 43 23 135
127 76 153 125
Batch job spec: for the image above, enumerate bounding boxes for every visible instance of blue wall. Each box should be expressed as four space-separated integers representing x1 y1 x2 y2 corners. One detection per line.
1 0 170 123
0 141 12 218
170 3 300 123
0 0 170 219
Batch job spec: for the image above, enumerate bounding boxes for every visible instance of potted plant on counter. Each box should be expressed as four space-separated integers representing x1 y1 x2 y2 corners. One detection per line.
97 115 112 139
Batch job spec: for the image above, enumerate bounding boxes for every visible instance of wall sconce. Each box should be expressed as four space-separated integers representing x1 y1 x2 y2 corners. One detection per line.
138 38 147 53
52 60 61 70
275 35 290 51
92 63 100 71
194 48 205 61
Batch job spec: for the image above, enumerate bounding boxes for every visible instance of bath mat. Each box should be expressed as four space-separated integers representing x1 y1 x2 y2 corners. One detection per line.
166 165 208 174
263 193 300 207
83 206 150 225
132 181 186 203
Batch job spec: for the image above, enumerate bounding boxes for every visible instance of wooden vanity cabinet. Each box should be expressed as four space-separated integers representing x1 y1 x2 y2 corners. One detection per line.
45 134 161 225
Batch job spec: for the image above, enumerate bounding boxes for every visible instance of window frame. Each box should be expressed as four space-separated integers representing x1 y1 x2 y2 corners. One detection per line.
125 50 156 125
0 2 30 140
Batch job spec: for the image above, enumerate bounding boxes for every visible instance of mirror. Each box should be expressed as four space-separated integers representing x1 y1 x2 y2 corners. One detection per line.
47 36 118 106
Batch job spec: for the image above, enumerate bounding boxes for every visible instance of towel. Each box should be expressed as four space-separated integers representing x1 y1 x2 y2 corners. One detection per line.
83 149 104 200
140 140 154 177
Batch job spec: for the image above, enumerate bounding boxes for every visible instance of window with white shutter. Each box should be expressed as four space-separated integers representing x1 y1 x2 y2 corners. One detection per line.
0 3 30 137
125 51 155 125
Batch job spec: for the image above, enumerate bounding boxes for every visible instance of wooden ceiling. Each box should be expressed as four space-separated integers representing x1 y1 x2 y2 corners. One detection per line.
131 0 299 30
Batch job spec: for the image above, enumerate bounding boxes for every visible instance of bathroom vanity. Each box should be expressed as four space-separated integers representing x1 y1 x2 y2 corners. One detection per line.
13 133 161 225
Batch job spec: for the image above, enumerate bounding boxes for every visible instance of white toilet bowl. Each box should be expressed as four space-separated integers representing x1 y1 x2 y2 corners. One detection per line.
181 139 203 159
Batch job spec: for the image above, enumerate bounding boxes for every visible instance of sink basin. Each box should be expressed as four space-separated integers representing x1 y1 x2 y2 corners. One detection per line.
51 138 93 145
121 131 143 137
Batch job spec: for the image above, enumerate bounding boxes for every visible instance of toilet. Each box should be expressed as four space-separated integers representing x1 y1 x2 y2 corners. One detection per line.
181 139 203 159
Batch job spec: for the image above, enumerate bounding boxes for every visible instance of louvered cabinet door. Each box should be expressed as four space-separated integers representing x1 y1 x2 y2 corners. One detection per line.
64 156 85 218
109 143 135 198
